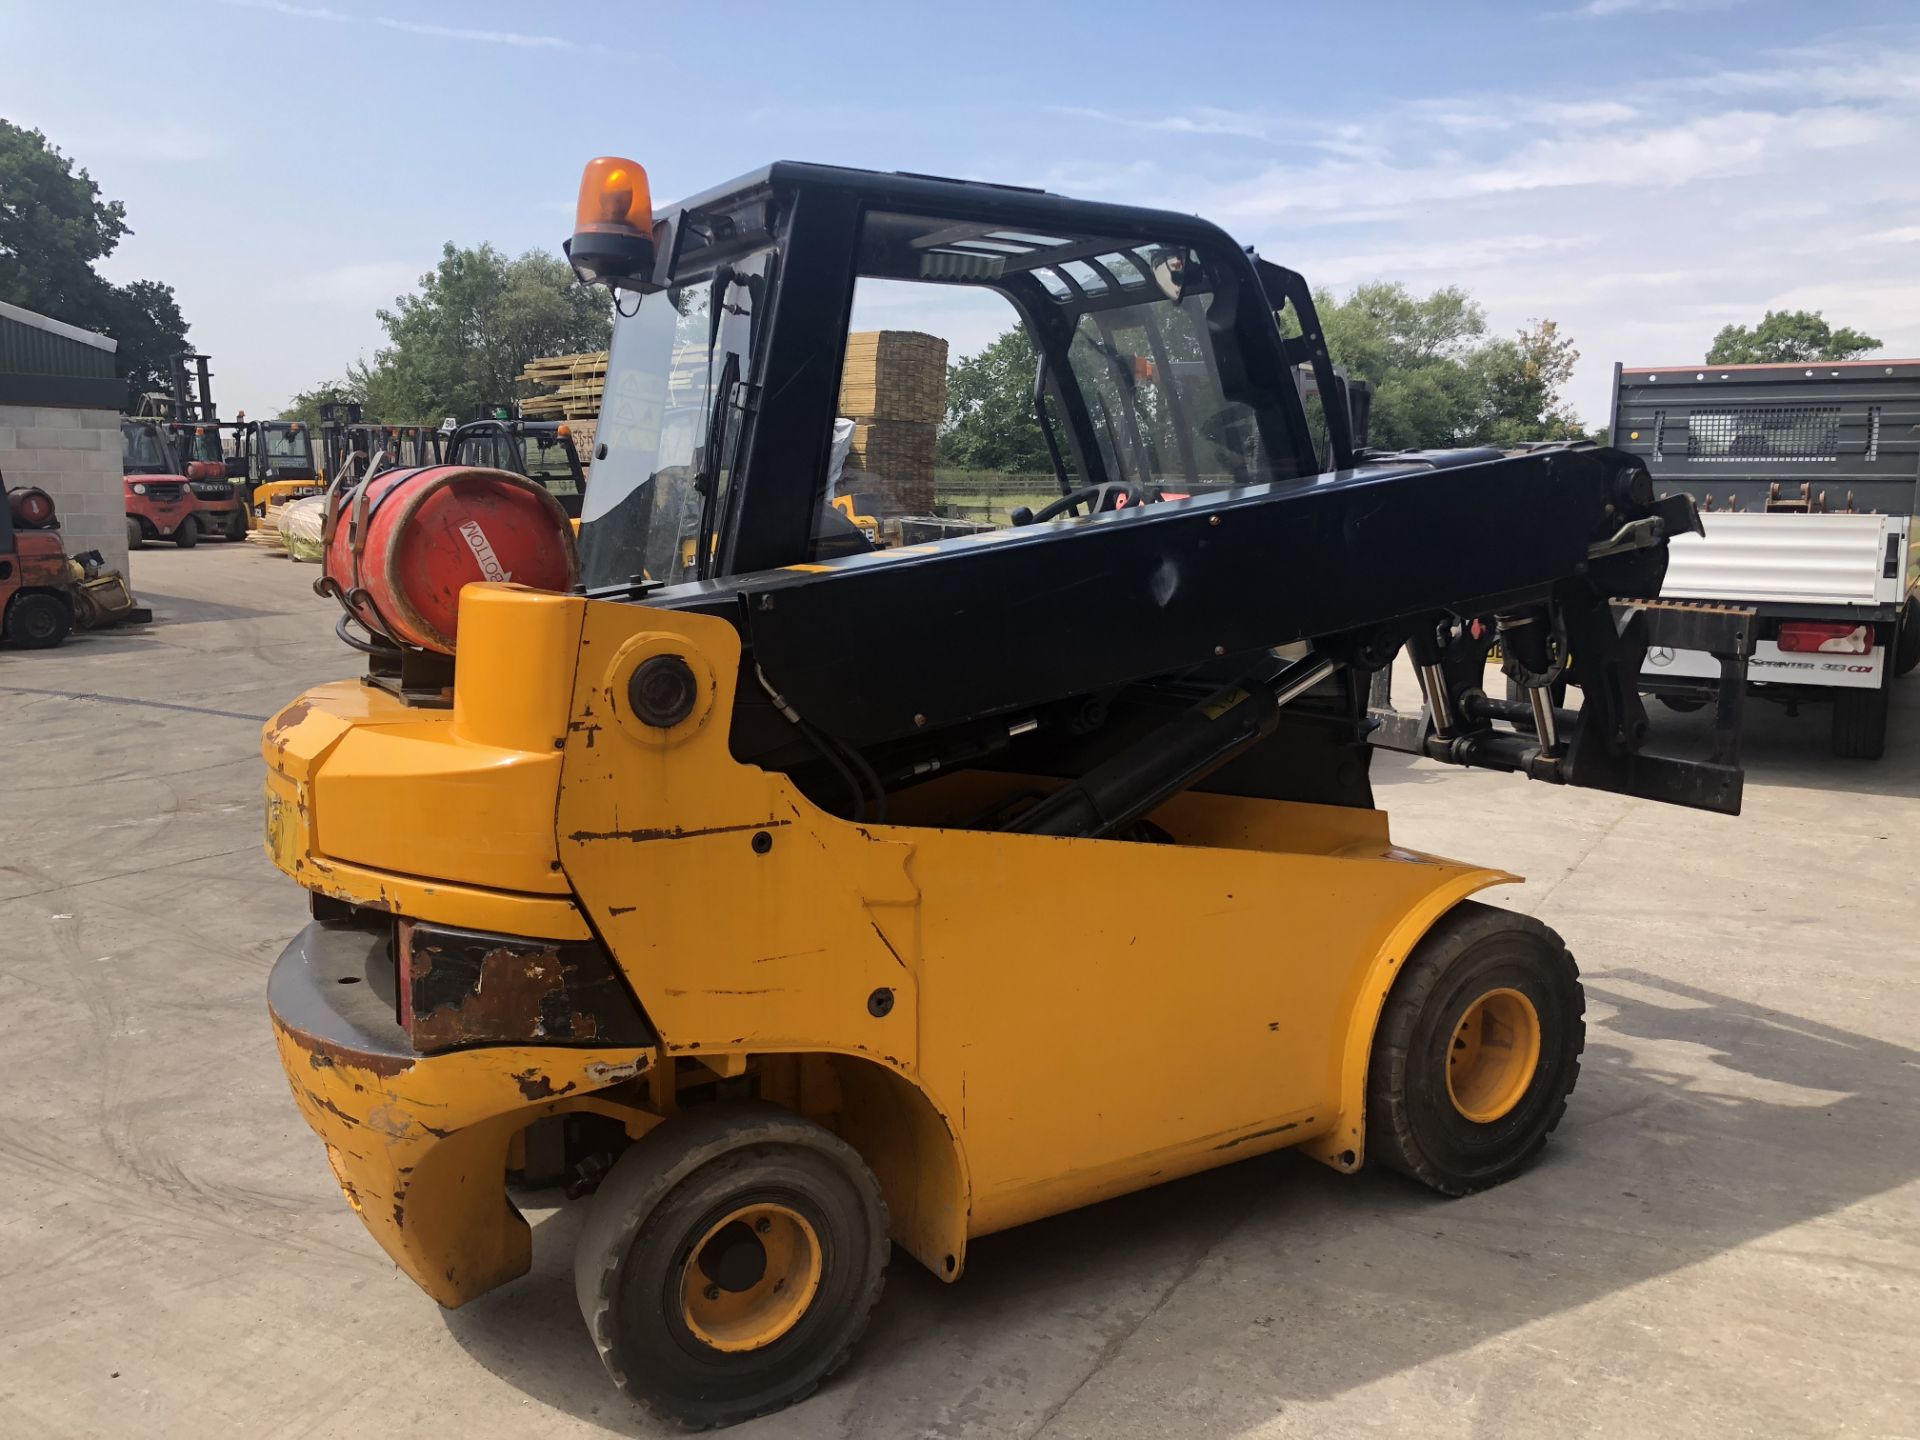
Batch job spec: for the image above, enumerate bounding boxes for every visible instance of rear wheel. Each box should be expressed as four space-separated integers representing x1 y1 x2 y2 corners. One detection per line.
1831 673 1891 760
172 515 199 548
5 591 73 649
1367 900 1583 1196
1896 598 1919 679
575 1103 890 1429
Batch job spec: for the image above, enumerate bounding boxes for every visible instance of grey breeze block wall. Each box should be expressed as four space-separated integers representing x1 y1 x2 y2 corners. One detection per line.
0 403 128 575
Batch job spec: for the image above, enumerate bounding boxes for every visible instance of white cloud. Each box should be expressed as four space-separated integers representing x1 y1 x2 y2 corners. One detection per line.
213 0 624 53
371 16 568 49
1572 0 1745 16
1070 30 1920 427
1054 105 1277 142
216 0 348 19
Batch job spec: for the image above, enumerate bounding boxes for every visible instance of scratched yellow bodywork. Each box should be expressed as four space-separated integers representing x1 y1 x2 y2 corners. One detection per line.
264 582 1514 1303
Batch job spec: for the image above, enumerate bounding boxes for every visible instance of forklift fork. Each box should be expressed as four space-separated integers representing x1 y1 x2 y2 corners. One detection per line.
1368 597 1755 815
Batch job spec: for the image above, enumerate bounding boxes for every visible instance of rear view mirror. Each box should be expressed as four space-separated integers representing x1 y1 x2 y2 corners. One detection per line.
1150 247 1192 302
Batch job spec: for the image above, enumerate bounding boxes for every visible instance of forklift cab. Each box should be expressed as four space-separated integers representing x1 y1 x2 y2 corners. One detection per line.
235 420 322 520
575 164 1342 590
240 420 318 483
446 417 587 516
121 421 180 477
172 423 226 472
395 426 443 469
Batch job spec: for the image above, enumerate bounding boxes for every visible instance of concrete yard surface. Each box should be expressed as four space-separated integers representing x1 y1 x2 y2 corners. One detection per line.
1 544 1915 1438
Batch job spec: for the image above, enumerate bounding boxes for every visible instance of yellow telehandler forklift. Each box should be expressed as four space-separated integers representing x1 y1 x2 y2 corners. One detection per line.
262 156 1753 1427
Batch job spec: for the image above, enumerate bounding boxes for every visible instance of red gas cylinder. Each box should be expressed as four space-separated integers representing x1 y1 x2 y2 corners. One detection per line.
323 465 577 653
7 487 58 528
187 460 226 481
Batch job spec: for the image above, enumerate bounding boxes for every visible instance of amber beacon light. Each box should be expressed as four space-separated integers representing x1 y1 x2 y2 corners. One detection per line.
566 155 658 290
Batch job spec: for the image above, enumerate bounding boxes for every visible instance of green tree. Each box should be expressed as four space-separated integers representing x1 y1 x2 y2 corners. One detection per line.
1308 283 1591 450
1705 310 1880 365
99 280 194 402
342 243 611 421
938 326 1053 472
0 121 190 404
1471 318 1587 448
940 284 1592 472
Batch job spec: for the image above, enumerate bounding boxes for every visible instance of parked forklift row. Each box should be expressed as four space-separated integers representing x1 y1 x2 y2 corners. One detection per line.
119 400 590 551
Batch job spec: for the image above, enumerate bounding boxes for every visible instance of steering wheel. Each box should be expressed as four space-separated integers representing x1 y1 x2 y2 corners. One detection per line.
1016 481 1150 526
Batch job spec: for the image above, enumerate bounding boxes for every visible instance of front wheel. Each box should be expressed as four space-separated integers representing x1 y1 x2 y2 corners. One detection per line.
127 516 144 550
172 515 199 548
5 591 73 649
1367 900 1584 1196
1895 598 1919 679
575 1103 890 1429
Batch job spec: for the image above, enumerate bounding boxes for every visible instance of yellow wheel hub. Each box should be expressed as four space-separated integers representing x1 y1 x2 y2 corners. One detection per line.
1446 987 1542 1124
680 1203 823 1353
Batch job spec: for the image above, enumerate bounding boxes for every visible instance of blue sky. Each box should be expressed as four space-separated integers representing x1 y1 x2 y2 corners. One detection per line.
5 0 1917 427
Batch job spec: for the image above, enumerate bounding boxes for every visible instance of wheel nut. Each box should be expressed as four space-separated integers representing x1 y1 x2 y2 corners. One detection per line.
704 1284 720 1301
755 1218 771 1234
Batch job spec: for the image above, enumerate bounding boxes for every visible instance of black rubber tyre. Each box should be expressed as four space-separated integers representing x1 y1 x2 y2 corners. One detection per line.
221 509 248 541
1895 598 1919 679
171 515 199 548
126 516 144 550
5 591 73 649
1831 674 1891 760
1367 900 1584 1197
1657 694 1708 713
575 1102 890 1430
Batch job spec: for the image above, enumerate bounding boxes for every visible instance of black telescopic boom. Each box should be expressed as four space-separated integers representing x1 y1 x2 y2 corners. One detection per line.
1003 655 1338 839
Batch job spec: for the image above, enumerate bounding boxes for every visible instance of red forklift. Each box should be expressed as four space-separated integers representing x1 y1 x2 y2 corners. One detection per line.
2 476 145 647
148 353 248 541
122 418 201 548
170 423 250 539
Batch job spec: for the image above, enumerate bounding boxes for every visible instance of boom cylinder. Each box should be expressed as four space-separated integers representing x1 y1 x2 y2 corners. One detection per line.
1003 656 1338 839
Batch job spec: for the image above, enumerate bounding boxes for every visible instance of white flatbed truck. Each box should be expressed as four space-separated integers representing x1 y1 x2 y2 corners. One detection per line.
1612 360 1919 758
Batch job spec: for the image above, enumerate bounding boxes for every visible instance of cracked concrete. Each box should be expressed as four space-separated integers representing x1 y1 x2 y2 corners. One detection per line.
1 544 1915 1438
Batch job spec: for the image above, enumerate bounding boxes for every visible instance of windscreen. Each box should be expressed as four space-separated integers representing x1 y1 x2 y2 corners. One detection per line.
180 429 223 464
852 213 1307 502
577 249 768 589
122 425 175 474
264 425 313 469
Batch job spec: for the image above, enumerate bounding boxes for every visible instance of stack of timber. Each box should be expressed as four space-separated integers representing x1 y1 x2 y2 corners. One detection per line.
518 333 950 507
838 331 948 518
520 351 609 421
